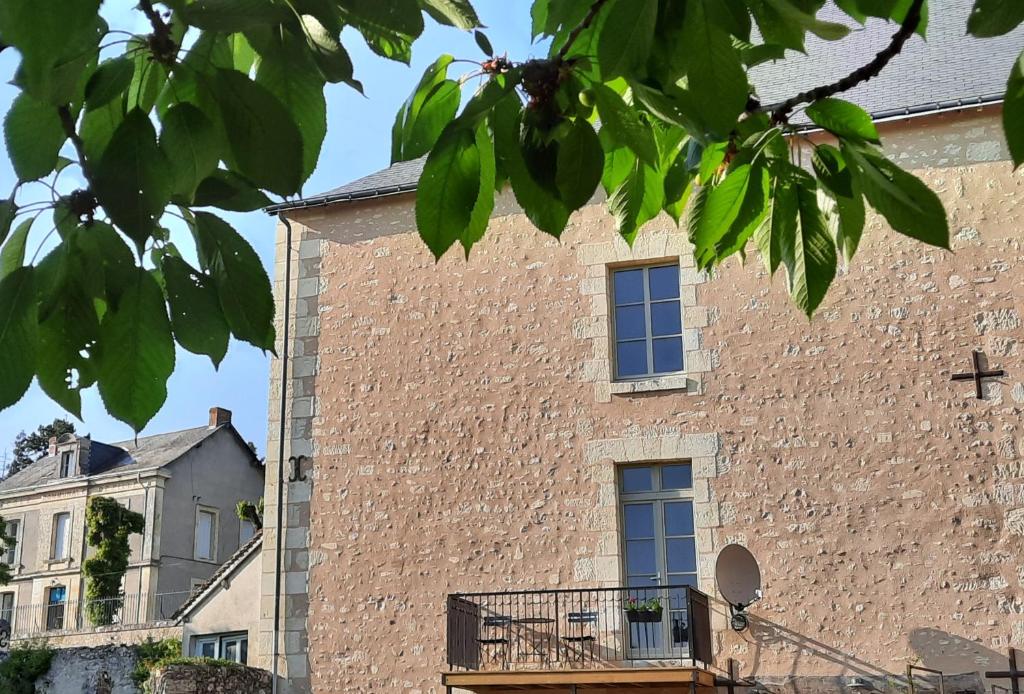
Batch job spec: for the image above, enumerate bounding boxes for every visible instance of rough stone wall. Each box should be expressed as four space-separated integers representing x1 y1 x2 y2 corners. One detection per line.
35 645 140 694
275 106 1024 692
148 663 272 694
12 624 179 649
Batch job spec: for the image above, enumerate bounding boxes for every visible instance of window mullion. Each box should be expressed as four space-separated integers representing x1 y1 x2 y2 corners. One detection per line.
642 268 654 376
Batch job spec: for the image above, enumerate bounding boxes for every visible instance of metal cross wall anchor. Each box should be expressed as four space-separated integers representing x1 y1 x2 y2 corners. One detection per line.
951 350 1005 399
986 647 1024 694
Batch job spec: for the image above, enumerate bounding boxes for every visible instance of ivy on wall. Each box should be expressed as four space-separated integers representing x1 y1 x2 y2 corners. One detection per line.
83 496 144 626
0 516 15 586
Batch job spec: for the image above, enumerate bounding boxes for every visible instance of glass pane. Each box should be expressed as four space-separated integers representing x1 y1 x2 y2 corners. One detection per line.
652 337 683 373
614 305 647 339
650 301 681 336
196 512 213 560
648 265 680 300
664 501 694 536
623 504 654 539
666 538 697 573
240 639 248 664
668 573 698 589
625 539 656 575
671 613 689 645
629 621 663 653
621 467 653 493
662 464 692 490
198 641 216 658
616 341 648 378
613 269 644 304
224 640 238 662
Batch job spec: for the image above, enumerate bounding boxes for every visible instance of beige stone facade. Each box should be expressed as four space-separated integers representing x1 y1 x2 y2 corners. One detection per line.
264 107 1024 692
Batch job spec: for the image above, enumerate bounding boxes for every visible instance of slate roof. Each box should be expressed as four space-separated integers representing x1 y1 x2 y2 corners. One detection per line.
267 0 1022 212
173 531 263 621
0 425 230 494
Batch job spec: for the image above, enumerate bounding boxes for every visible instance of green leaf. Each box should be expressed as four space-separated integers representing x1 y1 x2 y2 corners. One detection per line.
0 218 32 279
755 173 796 275
392 55 458 163
813 144 865 261
298 15 360 89
592 84 658 165
3 92 66 181
97 267 174 432
161 254 230 367
492 94 569 237
781 177 837 317
160 104 222 200
1005 50 1024 168
608 158 664 244
474 30 494 56
192 170 273 211
688 165 751 268
180 0 290 31
844 144 949 248
81 96 124 162
214 68 304 196
597 0 657 79
92 109 173 249
462 121 496 257
806 98 880 144
127 37 167 113
191 212 275 350
0 267 37 410
663 147 695 224
415 124 481 258
336 0 424 64
681 0 750 138
254 35 327 183
556 119 604 210
967 0 1024 37
76 221 136 312
764 0 851 40
0 201 15 247
85 57 135 111
418 0 481 29
716 165 769 258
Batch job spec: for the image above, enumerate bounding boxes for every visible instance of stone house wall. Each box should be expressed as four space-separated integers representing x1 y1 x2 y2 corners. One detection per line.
262 106 1024 691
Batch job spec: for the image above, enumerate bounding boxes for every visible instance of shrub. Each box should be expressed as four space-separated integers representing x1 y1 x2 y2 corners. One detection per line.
0 640 53 694
83 497 145 626
131 637 182 687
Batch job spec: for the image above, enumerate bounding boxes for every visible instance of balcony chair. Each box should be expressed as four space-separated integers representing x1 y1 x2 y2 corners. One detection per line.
561 611 599 665
478 615 512 668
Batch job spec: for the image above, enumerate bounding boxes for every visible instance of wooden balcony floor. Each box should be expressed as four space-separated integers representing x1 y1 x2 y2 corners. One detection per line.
442 666 716 691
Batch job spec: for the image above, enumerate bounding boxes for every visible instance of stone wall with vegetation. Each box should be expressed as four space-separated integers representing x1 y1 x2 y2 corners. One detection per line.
148 662 271 694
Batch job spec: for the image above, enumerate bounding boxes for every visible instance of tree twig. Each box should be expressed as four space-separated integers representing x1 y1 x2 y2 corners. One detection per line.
57 106 91 181
556 0 611 61
761 0 926 123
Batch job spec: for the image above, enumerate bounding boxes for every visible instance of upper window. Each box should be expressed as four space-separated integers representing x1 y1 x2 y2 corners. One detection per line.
3 519 18 567
58 451 74 478
611 264 684 380
51 512 70 560
0 591 13 628
195 508 217 562
239 518 256 545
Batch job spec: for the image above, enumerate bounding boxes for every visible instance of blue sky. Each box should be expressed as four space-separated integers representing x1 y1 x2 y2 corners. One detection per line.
0 3 540 465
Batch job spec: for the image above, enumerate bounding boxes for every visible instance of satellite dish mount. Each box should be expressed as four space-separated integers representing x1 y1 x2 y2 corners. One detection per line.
715 544 763 633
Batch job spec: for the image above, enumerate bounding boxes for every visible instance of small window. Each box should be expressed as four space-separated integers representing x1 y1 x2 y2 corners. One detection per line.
51 513 70 560
46 586 66 630
612 264 684 380
192 633 248 664
58 450 74 478
194 509 217 561
239 519 256 545
3 520 19 567
0 592 14 628
193 636 217 659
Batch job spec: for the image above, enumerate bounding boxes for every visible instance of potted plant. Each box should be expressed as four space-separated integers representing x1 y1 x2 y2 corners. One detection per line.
624 597 663 623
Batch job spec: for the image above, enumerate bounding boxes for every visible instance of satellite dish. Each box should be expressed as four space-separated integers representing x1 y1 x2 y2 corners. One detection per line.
715 544 762 632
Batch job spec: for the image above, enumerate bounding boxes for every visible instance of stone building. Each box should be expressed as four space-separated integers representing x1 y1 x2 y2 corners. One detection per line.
258 4 1024 692
0 407 264 647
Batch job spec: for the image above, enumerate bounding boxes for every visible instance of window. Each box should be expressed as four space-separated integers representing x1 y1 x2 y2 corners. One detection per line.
619 463 697 655
58 450 74 478
46 586 66 630
0 592 13 629
3 519 18 567
190 578 206 594
611 264 684 379
192 633 248 664
239 518 256 545
194 508 217 561
51 512 70 560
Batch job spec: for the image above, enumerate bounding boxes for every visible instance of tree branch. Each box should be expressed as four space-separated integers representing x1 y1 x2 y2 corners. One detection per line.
762 0 926 123
556 0 611 61
58 106 90 180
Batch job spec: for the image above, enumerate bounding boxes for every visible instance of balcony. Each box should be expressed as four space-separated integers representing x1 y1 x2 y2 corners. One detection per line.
2 591 189 639
443 584 714 692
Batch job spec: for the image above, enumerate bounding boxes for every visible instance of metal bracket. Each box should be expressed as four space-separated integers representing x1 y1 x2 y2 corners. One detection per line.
288 455 308 482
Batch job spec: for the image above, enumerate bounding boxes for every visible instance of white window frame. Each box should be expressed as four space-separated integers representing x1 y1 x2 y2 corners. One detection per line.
193 635 218 658
51 512 71 561
610 263 686 381
3 518 20 570
58 450 75 478
193 506 219 562
192 632 248 664
0 591 14 630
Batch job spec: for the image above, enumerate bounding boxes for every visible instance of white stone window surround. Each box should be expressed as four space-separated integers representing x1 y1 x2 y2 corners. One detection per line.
576 232 714 403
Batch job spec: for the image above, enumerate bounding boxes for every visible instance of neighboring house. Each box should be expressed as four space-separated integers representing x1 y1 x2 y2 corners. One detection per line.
257 4 1024 693
0 407 264 642
174 532 262 665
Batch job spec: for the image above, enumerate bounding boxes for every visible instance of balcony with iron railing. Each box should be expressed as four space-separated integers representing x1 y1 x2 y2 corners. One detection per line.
1 591 190 639
443 584 715 692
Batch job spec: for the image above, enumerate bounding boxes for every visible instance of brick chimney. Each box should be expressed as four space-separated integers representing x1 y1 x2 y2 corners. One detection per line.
48 436 58 456
209 407 232 428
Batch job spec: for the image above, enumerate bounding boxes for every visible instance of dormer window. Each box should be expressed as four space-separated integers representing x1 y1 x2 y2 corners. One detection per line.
59 451 74 478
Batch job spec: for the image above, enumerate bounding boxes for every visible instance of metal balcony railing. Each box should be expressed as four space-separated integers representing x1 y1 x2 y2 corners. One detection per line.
1 591 190 638
446 584 712 672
